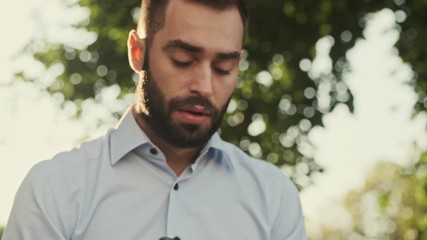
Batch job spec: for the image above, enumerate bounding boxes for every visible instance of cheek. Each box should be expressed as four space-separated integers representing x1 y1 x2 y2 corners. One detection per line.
150 62 186 96
213 80 237 105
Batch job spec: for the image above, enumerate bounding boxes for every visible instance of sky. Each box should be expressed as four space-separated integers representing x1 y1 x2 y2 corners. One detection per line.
1 0 426 237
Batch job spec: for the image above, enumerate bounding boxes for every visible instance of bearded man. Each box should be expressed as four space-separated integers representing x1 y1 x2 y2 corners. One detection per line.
2 0 307 239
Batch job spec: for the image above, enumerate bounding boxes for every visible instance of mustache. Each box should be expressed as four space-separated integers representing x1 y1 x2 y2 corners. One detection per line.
169 96 218 116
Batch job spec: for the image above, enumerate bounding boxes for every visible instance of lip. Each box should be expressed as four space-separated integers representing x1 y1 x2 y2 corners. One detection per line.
176 105 211 125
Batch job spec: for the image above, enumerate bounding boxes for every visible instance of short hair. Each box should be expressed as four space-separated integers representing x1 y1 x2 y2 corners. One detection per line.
137 0 248 47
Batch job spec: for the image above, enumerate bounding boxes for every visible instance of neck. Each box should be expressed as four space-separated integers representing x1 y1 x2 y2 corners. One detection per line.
132 107 201 176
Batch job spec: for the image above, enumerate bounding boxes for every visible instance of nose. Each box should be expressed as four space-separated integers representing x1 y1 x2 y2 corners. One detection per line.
188 63 213 97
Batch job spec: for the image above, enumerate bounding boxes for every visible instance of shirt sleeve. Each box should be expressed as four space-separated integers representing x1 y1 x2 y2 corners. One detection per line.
2 163 70 240
270 175 307 240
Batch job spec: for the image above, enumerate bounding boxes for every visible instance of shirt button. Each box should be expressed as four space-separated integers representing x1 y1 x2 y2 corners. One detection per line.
149 148 158 155
173 183 179 191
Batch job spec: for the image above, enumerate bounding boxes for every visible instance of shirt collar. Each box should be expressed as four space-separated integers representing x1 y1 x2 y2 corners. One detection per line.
109 106 235 169
109 106 152 165
201 133 235 170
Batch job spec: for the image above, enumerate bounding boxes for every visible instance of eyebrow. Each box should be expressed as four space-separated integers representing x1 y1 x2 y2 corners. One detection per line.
216 51 242 61
163 39 241 61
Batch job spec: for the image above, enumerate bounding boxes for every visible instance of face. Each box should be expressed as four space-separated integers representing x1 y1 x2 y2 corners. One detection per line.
138 0 244 148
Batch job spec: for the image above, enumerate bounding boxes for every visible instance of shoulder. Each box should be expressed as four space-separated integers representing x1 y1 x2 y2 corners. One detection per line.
220 143 306 237
14 135 109 227
221 141 296 191
4 135 109 239
221 141 283 175
25 135 107 186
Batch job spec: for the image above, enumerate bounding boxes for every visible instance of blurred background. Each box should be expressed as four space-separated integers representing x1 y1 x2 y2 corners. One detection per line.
1 0 427 239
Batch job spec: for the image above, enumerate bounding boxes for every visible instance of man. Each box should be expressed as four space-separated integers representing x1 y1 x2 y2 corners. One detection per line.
2 0 307 239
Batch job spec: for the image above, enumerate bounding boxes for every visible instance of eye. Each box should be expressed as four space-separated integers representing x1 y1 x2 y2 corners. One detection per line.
213 60 236 76
172 59 191 68
214 67 231 76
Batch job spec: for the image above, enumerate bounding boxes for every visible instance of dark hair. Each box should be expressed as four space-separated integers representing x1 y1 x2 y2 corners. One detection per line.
137 0 248 47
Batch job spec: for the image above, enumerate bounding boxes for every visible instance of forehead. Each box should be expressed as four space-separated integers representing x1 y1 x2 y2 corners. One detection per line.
156 0 244 53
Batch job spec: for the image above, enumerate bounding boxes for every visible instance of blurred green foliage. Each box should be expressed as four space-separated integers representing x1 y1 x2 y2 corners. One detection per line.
20 0 427 187
342 151 427 239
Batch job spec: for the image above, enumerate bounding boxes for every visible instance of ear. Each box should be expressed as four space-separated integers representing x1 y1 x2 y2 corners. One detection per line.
127 30 146 73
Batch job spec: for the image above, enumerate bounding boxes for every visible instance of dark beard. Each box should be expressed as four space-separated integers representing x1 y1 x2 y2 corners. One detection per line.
138 69 230 148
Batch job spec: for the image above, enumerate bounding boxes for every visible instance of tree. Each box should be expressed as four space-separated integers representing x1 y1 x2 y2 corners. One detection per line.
341 151 427 239
19 0 427 187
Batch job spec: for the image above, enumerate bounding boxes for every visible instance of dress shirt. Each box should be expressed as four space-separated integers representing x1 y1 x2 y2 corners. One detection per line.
2 107 307 240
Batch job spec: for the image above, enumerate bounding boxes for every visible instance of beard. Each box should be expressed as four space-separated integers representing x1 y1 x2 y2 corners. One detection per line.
137 68 231 149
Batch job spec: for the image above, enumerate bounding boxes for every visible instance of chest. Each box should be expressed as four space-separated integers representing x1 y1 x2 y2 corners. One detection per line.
72 160 272 240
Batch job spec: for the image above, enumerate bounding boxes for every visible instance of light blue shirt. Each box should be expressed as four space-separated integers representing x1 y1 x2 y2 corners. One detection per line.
3 107 307 240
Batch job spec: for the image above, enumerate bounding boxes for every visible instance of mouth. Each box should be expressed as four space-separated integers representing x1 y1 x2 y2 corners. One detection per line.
176 105 211 124
180 104 210 115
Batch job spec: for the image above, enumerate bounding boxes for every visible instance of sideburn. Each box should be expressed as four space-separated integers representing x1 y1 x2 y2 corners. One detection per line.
135 49 151 116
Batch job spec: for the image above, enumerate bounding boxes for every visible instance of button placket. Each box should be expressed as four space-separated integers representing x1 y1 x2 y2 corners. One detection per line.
166 179 183 238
